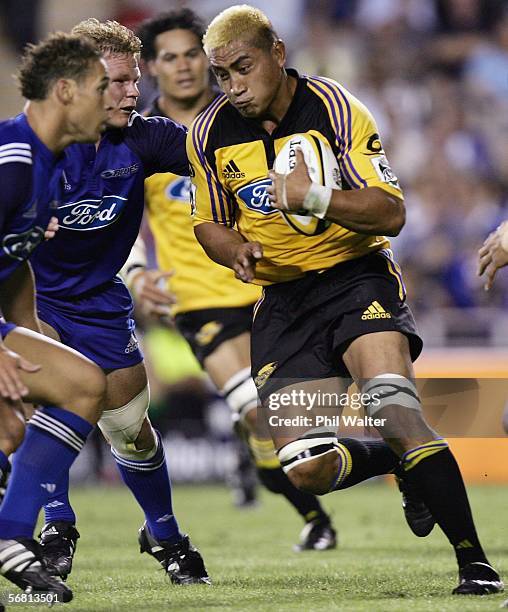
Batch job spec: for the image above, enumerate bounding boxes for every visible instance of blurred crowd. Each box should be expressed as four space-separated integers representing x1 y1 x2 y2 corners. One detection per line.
1 0 508 316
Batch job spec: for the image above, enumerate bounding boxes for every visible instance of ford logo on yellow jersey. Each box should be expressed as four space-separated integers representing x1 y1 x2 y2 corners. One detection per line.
237 179 276 216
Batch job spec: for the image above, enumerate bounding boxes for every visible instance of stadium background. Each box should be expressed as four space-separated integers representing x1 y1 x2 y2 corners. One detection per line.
1 0 507 487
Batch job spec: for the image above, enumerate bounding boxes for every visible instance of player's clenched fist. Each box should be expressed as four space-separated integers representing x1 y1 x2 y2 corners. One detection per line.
233 242 263 283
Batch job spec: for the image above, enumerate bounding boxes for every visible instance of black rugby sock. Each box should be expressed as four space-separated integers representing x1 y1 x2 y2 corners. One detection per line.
332 438 399 490
401 442 488 569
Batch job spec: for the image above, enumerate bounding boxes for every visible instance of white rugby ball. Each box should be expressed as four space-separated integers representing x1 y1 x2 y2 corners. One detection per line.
274 133 341 235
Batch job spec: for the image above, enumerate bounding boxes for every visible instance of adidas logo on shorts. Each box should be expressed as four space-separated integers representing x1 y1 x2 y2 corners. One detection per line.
361 301 392 320
124 334 139 354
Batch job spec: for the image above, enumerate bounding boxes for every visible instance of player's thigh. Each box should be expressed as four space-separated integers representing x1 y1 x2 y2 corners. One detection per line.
204 331 251 390
342 331 414 380
103 360 148 411
4 327 105 409
261 377 347 450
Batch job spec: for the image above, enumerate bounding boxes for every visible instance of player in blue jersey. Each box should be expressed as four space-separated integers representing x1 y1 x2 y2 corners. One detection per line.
22 19 209 586
0 33 110 602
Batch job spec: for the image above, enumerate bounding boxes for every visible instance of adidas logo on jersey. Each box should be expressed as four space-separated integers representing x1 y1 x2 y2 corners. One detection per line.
361 301 392 320
222 160 245 179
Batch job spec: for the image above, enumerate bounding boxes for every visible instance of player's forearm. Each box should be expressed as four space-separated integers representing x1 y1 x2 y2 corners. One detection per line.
325 187 405 236
0 262 41 332
194 222 246 270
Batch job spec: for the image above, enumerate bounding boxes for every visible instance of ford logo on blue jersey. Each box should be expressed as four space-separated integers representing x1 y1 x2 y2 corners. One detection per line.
166 176 191 202
237 179 276 215
59 195 127 231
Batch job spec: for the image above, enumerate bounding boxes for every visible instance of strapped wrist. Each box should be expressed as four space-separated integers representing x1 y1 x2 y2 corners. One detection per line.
302 183 332 219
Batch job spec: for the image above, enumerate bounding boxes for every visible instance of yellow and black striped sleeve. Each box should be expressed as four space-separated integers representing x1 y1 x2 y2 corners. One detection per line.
187 98 235 228
306 76 403 200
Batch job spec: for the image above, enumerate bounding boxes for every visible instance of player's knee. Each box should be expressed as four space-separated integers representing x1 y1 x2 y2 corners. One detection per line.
287 453 338 495
98 386 156 460
221 368 259 430
278 434 340 496
363 373 421 419
133 417 155 449
67 362 106 422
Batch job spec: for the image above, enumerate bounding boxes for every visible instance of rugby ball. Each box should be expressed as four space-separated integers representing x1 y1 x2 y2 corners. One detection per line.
274 133 341 235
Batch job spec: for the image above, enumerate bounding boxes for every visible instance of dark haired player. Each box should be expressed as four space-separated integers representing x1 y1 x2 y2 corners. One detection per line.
21 19 209 586
0 32 109 601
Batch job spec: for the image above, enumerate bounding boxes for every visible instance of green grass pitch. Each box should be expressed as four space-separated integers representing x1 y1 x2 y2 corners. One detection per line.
5 483 508 611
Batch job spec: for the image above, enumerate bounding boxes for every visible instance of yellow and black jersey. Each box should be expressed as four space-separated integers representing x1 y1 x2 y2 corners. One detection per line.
144 100 261 315
188 69 404 285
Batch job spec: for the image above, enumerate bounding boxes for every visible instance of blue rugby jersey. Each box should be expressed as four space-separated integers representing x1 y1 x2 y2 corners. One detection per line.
0 114 63 284
32 112 188 297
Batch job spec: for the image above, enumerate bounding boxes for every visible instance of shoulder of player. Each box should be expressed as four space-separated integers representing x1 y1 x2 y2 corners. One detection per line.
304 75 374 121
0 133 33 210
188 93 229 154
0 118 33 167
126 111 186 137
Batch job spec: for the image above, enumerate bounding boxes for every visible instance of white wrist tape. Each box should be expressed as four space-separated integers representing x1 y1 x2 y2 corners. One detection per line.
302 183 332 219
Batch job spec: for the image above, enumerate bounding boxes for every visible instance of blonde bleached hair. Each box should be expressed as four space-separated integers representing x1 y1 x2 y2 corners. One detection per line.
71 18 142 56
203 5 278 54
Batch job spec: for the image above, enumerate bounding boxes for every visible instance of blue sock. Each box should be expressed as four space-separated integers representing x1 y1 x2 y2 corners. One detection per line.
43 471 76 525
113 430 181 543
0 407 92 539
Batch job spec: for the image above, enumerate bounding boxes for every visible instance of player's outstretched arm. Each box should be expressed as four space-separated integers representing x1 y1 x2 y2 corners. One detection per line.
267 148 405 236
194 222 263 283
478 221 508 290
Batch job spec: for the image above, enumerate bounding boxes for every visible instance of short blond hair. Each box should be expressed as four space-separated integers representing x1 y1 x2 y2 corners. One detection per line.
203 5 278 54
71 18 141 56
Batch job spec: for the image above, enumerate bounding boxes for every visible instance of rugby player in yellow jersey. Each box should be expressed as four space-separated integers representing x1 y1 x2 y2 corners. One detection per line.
189 4 502 596
123 8 338 550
